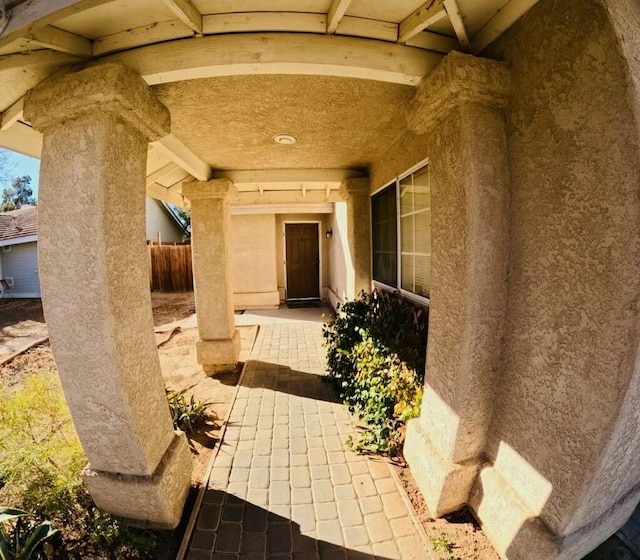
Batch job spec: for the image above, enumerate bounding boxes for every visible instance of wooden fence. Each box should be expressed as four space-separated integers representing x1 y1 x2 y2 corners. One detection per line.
147 242 193 292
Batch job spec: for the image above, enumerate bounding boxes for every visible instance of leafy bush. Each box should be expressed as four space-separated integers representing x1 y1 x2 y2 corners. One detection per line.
0 373 85 515
0 506 59 560
323 290 429 455
0 371 172 559
166 385 210 433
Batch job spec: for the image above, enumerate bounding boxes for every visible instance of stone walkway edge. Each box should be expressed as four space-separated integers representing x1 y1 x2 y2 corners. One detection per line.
184 321 433 560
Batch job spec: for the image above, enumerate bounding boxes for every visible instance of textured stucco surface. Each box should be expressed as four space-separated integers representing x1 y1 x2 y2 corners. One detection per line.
479 1 640 554
339 178 372 300
25 62 170 141
84 432 192 529
152 74 413 170
327 203 348 309
31 114 175 476
372 51 510 518
184 180 240 372
231 214 279 308
24 62 191 527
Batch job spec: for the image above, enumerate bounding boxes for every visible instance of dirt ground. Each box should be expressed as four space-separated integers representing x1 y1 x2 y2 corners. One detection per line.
395 462 501 560
0 293 257 486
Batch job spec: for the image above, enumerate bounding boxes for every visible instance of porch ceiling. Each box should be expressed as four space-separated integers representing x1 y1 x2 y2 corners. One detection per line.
152 74 414 171
0 0 541 206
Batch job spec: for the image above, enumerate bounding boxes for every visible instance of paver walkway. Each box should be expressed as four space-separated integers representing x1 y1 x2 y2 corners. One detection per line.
187 316 430 560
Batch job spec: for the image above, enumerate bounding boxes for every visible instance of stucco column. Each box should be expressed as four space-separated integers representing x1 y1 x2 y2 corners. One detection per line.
182 180 240 374
338 177 371 299
403 53 511 516
23 63 192 528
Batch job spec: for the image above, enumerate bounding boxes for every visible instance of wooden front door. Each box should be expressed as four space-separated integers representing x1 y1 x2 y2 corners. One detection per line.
285 223 320 300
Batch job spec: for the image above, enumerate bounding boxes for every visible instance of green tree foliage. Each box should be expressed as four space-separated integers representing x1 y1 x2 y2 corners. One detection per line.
0 176 35 212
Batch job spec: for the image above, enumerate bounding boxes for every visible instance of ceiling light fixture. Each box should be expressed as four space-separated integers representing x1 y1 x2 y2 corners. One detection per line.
274 134 297 145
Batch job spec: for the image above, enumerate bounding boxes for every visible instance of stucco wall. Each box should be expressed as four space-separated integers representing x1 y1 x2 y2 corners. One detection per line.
275 214 330 302
373 0 640 555
145 197 183 243
482 0 640 541
230 214 279 309
327 203 348 309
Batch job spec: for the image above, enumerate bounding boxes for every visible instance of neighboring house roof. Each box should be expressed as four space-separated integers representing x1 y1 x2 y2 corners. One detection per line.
158 200 190 237
0 206 37 243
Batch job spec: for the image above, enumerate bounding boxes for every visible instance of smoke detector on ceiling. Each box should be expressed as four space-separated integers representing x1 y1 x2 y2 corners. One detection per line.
274 134 297 145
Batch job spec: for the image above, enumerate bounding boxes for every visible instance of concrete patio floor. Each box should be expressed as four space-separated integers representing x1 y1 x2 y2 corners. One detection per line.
185 306 432 560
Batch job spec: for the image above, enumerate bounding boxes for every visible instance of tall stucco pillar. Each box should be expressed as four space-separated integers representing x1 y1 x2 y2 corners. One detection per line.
338 177 371 299
23 63 192 528
182 180 240 374
403 53 511 516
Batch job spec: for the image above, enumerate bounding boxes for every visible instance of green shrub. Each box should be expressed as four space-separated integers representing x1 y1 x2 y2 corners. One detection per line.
346 332 423 454
0 373 85 516
0 371 173 559
166 385 210 433
323 290 429 455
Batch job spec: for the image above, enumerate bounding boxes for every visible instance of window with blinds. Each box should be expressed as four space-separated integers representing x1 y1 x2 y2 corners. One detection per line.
371 162 431 300
372 185 398 288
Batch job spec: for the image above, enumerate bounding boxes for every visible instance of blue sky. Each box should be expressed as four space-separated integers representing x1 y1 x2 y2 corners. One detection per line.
0 148 41 199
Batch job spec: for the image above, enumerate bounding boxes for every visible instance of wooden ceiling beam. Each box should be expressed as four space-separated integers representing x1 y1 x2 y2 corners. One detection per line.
0 49 83 71
443 0 471 51
0 0 113 50
151 134 212 182
146 162 181 186
471 0 540 53
398 0 447 44
161 0 202 34
24 25 93 57
327 0 352 34
107 33 443 87
93 19 193 56
1 97 25 131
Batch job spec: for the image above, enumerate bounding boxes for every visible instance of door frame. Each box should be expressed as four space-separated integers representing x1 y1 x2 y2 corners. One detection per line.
283 220 322 301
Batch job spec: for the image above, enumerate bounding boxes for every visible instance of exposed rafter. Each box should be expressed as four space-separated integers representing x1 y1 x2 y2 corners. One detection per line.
0 49 83 71
398 0 447 44
0 97 24 131
0 0 113 50
327 0 352 34
146 162 181 187
24 25 92 57
107 33 443 87
203 13 325 35
93 20 193 56
160 0 202 34
151 134 212 182
232 190 343 206
471 0 540 53
214 168 362 189
443 0 471 51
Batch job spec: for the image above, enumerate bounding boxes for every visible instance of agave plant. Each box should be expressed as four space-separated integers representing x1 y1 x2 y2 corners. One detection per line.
0 507 59 560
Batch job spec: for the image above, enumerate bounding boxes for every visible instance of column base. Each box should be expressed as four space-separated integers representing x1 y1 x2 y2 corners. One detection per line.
197 329 241 375
83 432 192 529
404 418 479 516
469 463 640 560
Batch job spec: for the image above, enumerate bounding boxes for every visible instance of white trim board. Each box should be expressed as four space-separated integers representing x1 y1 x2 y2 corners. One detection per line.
0 234 38 248
232 203 334 215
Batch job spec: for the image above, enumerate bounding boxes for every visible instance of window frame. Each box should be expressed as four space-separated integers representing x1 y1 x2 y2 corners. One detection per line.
370 158 431 307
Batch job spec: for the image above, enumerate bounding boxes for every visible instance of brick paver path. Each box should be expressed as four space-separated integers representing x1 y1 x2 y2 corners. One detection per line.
187 321 429 560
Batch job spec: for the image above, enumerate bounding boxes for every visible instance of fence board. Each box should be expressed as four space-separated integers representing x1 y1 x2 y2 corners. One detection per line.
148 242 193 292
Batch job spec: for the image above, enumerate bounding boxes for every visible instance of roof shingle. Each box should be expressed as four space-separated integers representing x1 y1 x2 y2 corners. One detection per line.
0 206 38 242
